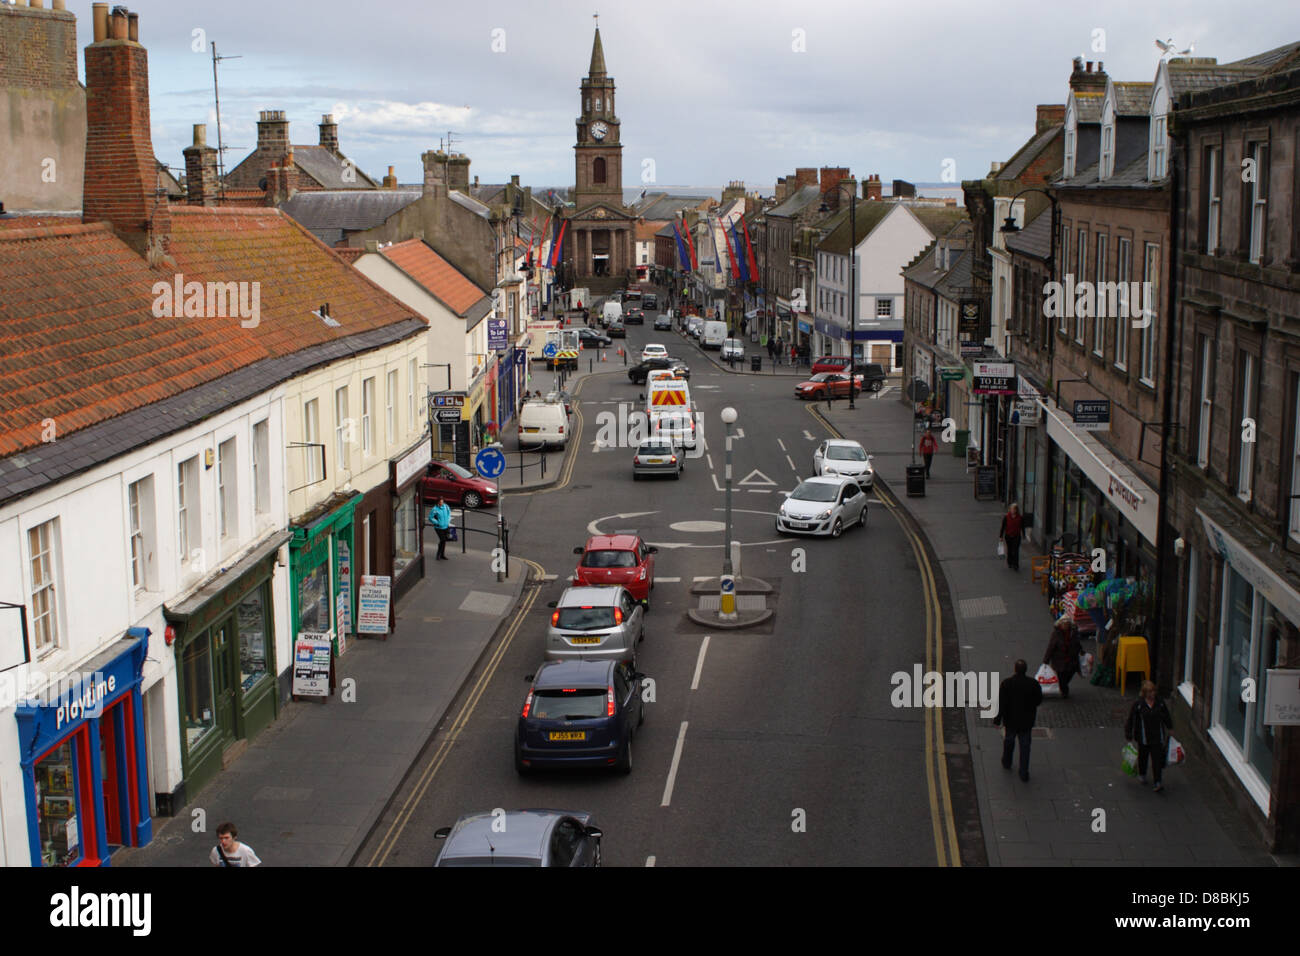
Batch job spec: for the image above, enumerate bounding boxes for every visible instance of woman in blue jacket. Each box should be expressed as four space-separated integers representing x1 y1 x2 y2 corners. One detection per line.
428 497 452 560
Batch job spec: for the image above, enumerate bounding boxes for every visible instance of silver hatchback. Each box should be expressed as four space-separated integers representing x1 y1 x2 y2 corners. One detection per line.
546 586 645 668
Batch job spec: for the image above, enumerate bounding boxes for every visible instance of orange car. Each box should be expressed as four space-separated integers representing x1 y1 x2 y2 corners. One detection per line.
794 372 864 400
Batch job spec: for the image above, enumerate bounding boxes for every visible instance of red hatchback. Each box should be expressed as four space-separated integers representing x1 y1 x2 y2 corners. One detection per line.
811 355 851 374
421 460 499 509
572 534 658 605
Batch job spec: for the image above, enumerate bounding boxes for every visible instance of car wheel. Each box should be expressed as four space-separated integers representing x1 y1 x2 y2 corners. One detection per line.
594 841 602 867
638 700 645 727
616 736 633 774
463 491 482 510
871 379 883 392
673 469 681 480
514 750 530 775
831 517 843 538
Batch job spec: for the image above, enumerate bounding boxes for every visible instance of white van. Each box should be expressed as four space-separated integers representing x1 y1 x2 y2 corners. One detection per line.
720 338 745 361
650 407 698 450
601 300 623 327
517 400 568 448
702 320 727 350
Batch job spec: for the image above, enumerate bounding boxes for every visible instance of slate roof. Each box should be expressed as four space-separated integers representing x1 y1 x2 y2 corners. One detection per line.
635 195 706 220
903 244 944 289
817 202 893 255
1112 82 1154 116
935 249 974 298
1004 207 1053 260
1164 44 1300 100
0 206 426 472
279 189 422 245
1059 153 1159 190
1072 91 1104 123
767 184 823 218
998 124 1062 181
908 204 970 239
379 238 490 317
450 191 490 218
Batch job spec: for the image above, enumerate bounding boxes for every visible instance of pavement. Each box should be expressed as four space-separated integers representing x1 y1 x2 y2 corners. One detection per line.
112 544 527 867
818 394 1285 866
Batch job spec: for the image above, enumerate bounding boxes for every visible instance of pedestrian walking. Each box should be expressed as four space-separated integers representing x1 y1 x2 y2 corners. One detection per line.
1043 614 1082 699
428 497 452 560
790 344 798 366
210 822 261 867
1125 680 1173 791
766 338 775 361
918 429 938 479
993 659 1043 782
999 502 1023 570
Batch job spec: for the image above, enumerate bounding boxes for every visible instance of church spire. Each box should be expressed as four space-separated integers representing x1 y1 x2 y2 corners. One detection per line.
589 25 606 77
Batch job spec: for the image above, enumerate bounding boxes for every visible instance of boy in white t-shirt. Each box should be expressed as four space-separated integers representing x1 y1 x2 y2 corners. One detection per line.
210 822 262 867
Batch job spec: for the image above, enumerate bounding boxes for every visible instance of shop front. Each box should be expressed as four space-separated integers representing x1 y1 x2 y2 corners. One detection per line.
15 630 152 866
391 436 431 603
290 492 359 672
465 374 487 454
164 531 289 803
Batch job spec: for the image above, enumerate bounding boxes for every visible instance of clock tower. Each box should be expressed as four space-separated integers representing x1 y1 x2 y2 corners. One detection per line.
563 25 634 284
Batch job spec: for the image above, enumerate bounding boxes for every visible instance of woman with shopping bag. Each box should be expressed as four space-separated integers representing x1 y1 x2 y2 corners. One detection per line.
1043 615 1081 699
998 503 1023 571
1125 680 1173 791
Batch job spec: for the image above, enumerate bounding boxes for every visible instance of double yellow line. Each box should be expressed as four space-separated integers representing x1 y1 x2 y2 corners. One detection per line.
364 556 547 867
809 407 961 867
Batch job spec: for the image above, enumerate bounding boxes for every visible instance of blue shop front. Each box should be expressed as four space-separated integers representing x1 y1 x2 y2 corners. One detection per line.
14 631 152 866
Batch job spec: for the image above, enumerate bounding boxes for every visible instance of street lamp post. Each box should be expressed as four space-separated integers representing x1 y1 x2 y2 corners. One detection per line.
720 406 738 620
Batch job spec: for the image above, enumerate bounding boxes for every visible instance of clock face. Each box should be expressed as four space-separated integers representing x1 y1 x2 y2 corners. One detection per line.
591 121 608 141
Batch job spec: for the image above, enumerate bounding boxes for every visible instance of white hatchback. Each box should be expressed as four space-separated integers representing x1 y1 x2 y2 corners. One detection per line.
813 439 874 489
776 476 867 537
641 343 669 362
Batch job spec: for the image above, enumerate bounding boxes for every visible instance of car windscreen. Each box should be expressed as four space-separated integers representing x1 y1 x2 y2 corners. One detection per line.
826 446 867 461
638 443 673 455
442 462 472 478
555 606 618 629
531 688 608 718
791 481 840 502
807 373 831 382
581 550 637 568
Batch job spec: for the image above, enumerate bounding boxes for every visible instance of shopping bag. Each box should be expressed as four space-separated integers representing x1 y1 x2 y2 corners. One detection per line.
447 526 459 542
1078 651 1095 679
1035 663 1061 697
1121 742 1139 776
997 540 1006 557
1166 735 1185 766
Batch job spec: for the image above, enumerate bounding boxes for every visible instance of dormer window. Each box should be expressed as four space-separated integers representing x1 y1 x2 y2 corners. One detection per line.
1148 85 1169 180
1100 111 1115 180
1064 103 1077 178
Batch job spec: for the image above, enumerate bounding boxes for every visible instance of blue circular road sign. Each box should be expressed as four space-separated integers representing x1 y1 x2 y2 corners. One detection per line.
475 446 507 479
721 577 735 593
542 342 559 358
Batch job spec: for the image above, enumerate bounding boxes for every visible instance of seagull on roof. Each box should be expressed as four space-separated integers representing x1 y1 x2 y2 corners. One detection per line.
1156 38 1194 57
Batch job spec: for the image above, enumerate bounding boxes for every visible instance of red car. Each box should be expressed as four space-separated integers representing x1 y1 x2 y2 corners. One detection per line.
421 460 499 509
811 354 851 374
794 372 864 400
572 533 658 605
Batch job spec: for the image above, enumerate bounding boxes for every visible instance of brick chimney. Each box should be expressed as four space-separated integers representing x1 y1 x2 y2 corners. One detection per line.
83 4 169 262
1069 57 1108 94
319 113 339 154
774 177 788 203
383 165 397 189
792 167 818 190
422 149 448 198
256 109 290 173
183 123 218 206
864 174 883 201
1036 103 1065 133
265 150 298 205
447 153 471 193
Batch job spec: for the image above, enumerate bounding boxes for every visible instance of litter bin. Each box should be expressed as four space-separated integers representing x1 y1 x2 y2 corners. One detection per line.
751 355 762 372
906 464 926 497
953 428 970 457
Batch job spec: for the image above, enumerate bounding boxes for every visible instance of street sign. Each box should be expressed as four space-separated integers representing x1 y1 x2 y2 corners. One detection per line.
475 445 507 479
1073 399 1111 431
430 392 466 411
939 366 965 381
488 318 508 351
435 408 462 424
542 342 559 359
1014 400 1041 425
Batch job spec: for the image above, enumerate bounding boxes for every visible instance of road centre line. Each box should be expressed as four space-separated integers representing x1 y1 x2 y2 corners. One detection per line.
706 454 714 471
692 575 712 582
656 576 682 583
785 454 797 472
777 437 786 452
660 721 690 807
746 489 772 494
691 635 710 690
645 856 656 867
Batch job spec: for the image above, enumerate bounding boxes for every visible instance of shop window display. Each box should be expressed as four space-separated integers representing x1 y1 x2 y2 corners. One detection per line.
238 588 268 691
182 635 215 747
35 740 80 866
393 488 420 577
299 561 330 633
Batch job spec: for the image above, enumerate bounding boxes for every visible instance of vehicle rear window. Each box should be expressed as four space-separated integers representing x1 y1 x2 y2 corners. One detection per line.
532 689 607 719
556 606 618 630
581 550 637 569
639 444 673 455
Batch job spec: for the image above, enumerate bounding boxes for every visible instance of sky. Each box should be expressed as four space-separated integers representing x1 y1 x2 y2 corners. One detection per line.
67 0 1300 195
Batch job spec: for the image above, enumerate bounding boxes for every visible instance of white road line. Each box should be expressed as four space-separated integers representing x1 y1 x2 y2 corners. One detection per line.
711 472 723 492
661 721 690 807
692 575 712 582
706 453 714 470
645 856 656 867
746 489 772 493
803 430 816 441
691 635 710 690
734 427 744 438
777 437 787 452
656 576 682 583
540 574 559 581
785 454 797 472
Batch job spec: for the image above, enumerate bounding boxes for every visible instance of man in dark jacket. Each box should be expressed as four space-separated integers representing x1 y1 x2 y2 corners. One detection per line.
1043 615 1082 699
993 659 1043 782
1125 680 1173 791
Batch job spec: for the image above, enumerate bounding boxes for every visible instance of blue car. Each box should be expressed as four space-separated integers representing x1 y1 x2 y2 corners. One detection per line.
516 660 645 774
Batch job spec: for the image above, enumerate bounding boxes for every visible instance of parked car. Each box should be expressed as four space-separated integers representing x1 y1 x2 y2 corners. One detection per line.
572 532 657 604
632 436 684 480
811 354 851 374
518 400 568 448
686 316 704 338
516 660 645 774
776 476 868 538
794 372 865 400
433 810 602 866
807 359 887 391
653 313 673 330
720 338 745 361
813 439 875 489
576 327 611 348
627 356 690 384
421 460 499 509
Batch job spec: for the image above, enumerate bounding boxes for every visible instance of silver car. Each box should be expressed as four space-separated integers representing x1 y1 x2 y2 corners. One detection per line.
776 476 868 537
632 437 684 479
813 439 875 489
433 810 602 867
547 585 645 667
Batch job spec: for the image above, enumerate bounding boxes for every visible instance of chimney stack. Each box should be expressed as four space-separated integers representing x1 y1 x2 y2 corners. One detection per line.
1036 103 1065 133
1069 56 1108 93
319 113 339 154
422 150 449 198
256 109 290 172
865 174 882 201
383 165 397 189
447 153 471 193
83 6 170 262
183 123 219 206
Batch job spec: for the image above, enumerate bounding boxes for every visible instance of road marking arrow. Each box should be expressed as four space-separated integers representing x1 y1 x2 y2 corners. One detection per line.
738 469 777 486
803 430 816 441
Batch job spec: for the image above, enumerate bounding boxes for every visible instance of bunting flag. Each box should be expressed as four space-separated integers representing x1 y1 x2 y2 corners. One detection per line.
729 220 749 282
724 218 742 281
680 217 698 270
672 222 691 271
548 219 568 269
709 217 725 278
536 214 552 269
740 216 760 281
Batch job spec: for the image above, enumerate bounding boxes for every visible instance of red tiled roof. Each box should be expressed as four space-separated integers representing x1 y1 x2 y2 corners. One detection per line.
332 246 364 263
380 238 488 316
0 207 425 458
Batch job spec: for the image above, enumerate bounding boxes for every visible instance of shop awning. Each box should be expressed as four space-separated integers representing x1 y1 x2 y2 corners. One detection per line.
1199 507 1300 626
1041 397 1158 545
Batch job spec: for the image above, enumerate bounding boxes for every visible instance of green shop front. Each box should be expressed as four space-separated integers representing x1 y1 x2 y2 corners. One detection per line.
289 491 361 675
162 531 290 807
